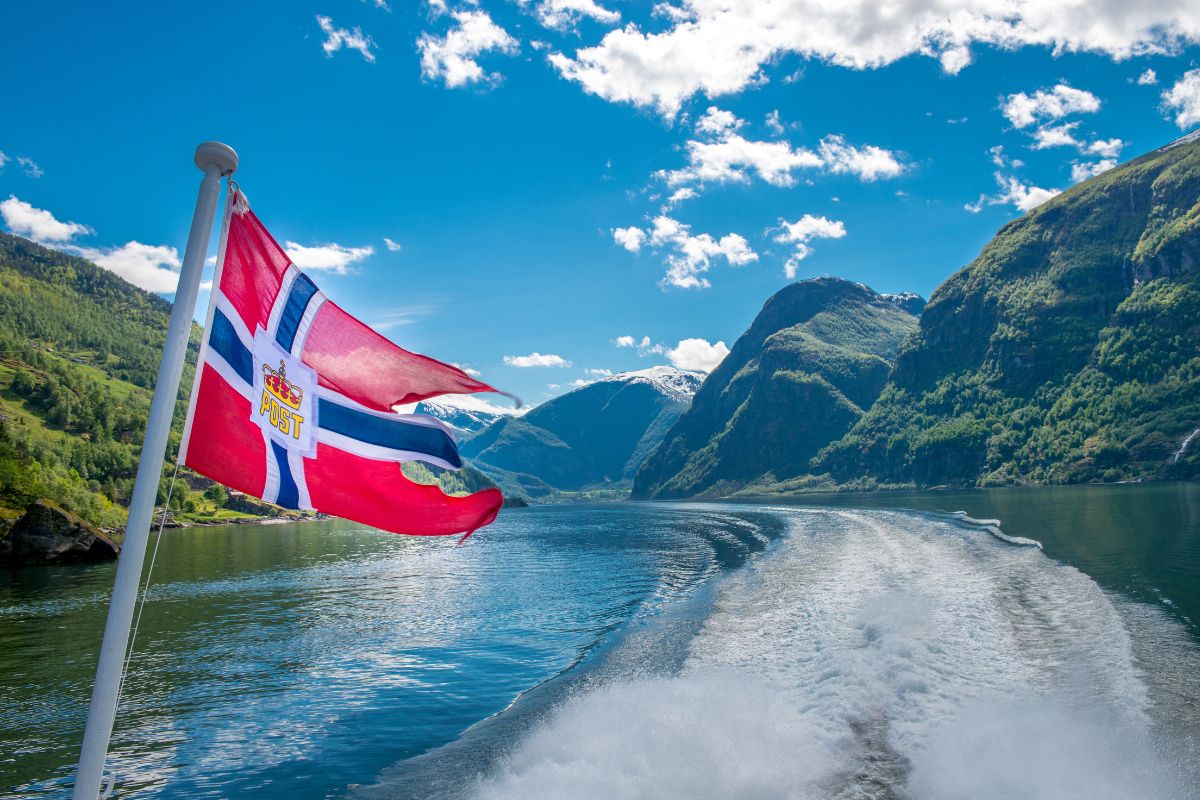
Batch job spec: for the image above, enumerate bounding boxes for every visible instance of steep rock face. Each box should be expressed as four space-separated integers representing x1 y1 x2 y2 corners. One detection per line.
461 368 702 493
0 499 119 564
632 278 921 498
815 133 1200 486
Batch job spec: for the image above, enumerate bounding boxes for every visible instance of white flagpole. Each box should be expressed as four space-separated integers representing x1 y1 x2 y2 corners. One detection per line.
72 142 238 800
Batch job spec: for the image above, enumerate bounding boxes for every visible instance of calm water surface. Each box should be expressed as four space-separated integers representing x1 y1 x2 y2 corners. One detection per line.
1 484 1197 799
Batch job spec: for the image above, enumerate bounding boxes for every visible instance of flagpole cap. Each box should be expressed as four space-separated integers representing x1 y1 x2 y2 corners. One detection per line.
194 142 238 176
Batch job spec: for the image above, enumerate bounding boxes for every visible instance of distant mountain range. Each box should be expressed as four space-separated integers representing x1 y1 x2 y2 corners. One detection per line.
413 393 523 435
460 366 703 500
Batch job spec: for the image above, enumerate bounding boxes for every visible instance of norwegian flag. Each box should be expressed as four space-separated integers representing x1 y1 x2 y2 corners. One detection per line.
179 189 504 536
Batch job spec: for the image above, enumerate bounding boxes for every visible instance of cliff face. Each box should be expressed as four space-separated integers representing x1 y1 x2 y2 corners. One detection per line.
815 134 1200 486
632 278 920 498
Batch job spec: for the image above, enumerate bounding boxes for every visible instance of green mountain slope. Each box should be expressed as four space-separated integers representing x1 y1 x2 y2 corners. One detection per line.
814 133 1200 486
460 367 702 496
632 278 921 498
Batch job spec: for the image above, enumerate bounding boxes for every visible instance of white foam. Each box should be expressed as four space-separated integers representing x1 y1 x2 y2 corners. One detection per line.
469 508 1199 798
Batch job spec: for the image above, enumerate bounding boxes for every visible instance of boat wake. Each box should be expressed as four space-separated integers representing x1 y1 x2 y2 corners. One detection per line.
405 507 1200 800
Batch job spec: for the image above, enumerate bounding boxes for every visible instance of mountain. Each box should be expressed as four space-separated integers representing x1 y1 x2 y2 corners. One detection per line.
813 131 1200 487
632 278 922 499
413 393 522 435
461 366 704 497
0 232 180 528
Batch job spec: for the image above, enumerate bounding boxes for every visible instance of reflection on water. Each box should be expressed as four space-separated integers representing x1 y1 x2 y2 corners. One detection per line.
1 484 1197 799
0 506 779 798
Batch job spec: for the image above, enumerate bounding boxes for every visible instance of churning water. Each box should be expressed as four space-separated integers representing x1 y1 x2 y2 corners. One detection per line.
2 488 1198 799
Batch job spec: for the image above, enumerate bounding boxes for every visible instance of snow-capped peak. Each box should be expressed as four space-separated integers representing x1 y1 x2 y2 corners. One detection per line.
604 365 705 398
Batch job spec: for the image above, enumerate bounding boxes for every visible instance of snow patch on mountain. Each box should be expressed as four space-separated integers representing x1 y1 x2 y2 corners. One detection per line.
604 366 705 399
406 393 524 435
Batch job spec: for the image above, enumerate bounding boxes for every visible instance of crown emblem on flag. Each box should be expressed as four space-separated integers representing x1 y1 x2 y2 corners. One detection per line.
262 360 303 410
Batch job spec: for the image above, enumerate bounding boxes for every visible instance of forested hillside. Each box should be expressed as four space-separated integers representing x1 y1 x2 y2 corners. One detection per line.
0 233 191 528
814 134 1200 486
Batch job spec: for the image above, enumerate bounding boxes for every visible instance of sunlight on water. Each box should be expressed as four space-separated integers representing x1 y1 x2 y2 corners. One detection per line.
2 488 1198 799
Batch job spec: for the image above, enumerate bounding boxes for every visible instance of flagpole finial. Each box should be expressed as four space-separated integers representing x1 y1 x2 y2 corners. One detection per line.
194 141 238 176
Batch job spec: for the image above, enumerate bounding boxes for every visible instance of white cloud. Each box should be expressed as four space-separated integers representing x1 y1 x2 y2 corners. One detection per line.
17 157 42 178
370 305 434 331
549 1 1200 117
1085 137 1124 158
817 135 905 180
419 9 518 88
613 335 638 348
1001 83 1100 128
1162 68 1200 129
663 187 698 209
1071 159 1117 183
0 196 92 242
612 225 647 252
383 237 402 251
966 173 1060 214
646 214 759 288
73 242 182 294
367 0 391 10
585 367 613 376
0 151 7 171
658 111 902 191
285 241 374 273
1137 68 1158 85
694 106 743 136
1029 121 1082 149
665 337 728 372
774 214 846 277
505 352 572 367
765 109 784 135
316 15 376 63
537 0 620 31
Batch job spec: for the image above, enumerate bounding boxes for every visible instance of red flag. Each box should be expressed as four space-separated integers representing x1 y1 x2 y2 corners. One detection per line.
179 190 504 536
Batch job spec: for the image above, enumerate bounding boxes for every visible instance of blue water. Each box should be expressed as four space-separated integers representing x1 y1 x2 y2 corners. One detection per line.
2 490 1198 799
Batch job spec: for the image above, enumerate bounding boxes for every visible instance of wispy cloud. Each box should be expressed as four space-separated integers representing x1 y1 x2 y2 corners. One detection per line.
504 352 571 367
316 15 377 63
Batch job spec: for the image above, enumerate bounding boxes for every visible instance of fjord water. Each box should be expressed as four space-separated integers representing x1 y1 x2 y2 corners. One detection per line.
2 486 1198 799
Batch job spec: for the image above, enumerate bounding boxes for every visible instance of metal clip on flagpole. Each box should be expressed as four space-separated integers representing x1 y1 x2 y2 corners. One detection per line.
72 142 238 800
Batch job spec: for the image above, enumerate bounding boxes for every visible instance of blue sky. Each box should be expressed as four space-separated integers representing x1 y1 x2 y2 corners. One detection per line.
2 1 1200 405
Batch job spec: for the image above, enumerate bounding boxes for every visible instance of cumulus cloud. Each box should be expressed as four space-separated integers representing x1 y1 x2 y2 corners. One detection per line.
537 0 620 31
613 335 639 348
665 337 729 372
643 214 759 289
1029 121 1082 149
549 1 1200 116
1162 68 1200 129
1137 68 1158 85
1000 83 1100 128
966 174 1060 214
656 109 903 193
612 225 647 252
1085 138 1124 158
419 9 518 87
504 352 572 367
73 242 183 294
285 241 374 273
774 214 847 278
316 15 376 63
765 110 785 135
0 196 92 242
1070 159 1117 183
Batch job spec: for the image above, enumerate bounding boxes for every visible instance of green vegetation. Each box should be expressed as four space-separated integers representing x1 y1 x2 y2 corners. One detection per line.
632 278 921 498
812 137 1200 488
